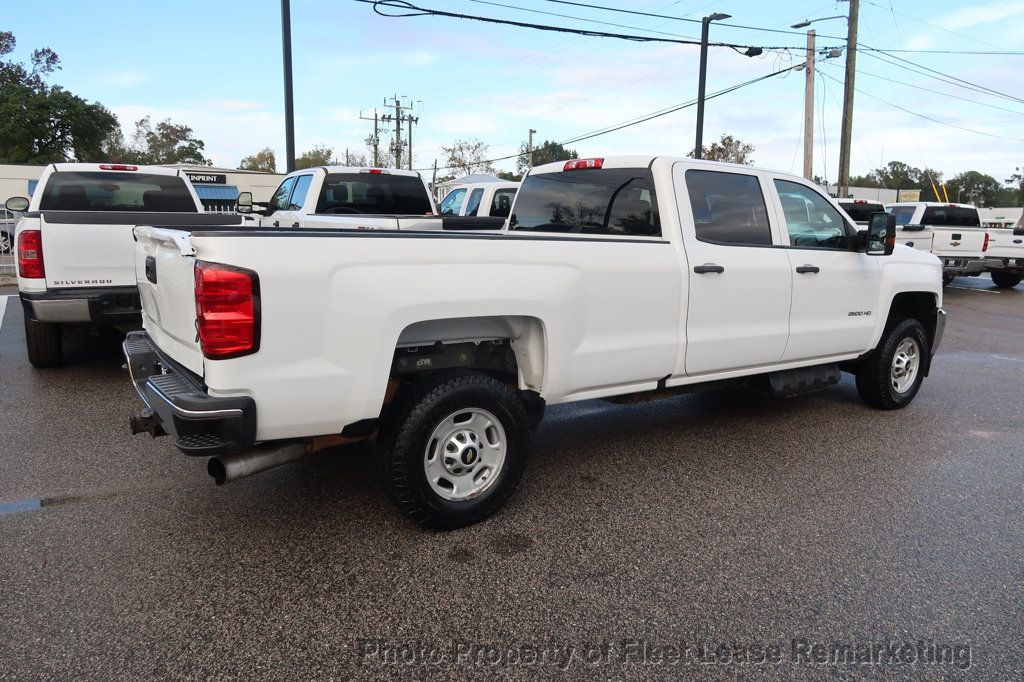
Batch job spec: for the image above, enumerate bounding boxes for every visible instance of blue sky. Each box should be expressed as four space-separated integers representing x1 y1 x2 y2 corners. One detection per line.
5 0 1023 181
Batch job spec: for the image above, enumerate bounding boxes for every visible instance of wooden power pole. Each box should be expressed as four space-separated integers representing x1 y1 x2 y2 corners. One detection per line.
837 0 859 197
802 30 816 181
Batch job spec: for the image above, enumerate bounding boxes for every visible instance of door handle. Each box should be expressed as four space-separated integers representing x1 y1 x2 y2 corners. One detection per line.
693 264 725 274
795 265 820 274
272 220 280 228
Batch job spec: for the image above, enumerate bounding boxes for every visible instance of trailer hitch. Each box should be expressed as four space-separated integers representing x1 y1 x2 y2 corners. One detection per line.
129 408 167 438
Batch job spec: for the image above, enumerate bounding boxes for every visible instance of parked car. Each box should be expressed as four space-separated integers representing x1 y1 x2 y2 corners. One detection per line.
9 163 243 367
885 202 987 285
836 198 885 226
238 166 443 229
438 182 519 218
125 156 945 529
982 214 1024 288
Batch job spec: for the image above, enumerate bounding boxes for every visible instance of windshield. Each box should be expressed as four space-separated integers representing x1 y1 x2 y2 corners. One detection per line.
39 172 197 212
315 173 432 215
510 168 660 237
840 201 884 223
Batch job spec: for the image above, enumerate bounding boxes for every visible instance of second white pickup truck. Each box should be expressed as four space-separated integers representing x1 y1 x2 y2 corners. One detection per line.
125 156 946 528
886 202 988 285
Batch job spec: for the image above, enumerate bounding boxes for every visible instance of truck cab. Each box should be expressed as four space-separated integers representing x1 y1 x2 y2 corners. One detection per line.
239 166 440 230
438 182 519 219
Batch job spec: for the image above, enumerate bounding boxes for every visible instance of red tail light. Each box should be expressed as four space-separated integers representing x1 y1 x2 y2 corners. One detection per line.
99 164 138 171
194 261 260 359
17 230 45 279
983 232 990 252
564 158 604 171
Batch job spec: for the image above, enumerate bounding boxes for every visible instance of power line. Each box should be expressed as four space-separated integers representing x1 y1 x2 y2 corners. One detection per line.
418 65 798 172
862 0 1012 52
467 0 702 40
361 0 823 51
859 50 1024 106
851 63 1024 117
817 71 1024 143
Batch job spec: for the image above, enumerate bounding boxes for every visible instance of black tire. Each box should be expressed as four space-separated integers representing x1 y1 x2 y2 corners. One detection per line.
990 271 1022 289
379 370 530 530
23 317 64 368
942 273 955 287
856 318 929 410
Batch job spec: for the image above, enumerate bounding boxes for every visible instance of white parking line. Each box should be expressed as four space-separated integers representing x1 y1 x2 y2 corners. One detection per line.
0 295 9 333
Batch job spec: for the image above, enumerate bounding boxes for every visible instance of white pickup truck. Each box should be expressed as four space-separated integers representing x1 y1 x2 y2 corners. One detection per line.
125 156 946 529
438 181 519 219
8 163 242 367
885 202 988 285
981 215 1024 288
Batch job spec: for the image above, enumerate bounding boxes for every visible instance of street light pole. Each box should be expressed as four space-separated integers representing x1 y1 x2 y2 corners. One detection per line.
837 0 860 198
281 0 296 173
528 128 536 168
694 13 731 160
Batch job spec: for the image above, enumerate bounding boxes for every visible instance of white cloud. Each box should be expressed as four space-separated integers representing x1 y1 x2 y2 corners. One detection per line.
937 1 1024 29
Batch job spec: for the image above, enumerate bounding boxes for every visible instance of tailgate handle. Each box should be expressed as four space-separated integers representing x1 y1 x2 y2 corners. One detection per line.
145 256 157 284
951 233 962 240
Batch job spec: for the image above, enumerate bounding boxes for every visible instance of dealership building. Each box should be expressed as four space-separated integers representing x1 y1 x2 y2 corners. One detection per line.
0 163 286 212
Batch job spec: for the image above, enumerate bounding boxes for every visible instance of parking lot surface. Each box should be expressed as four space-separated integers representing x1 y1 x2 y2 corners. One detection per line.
1 278 1021 679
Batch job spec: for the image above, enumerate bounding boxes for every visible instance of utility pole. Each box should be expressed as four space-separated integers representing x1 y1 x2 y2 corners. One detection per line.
379 95 419 170
694 13 731 159
360 110 380 166
432 159 438 198
528 128 536 168
837 0 859 198
407 113 419 170
281 0 295 173
802 30 816 181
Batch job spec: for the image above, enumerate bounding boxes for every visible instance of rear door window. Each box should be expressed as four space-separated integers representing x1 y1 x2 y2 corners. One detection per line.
839 201 884 223
510 168 660 237
315 173 433 215
465 188 484 216
38 172 197 212
684 169 772 245
490 188 516 217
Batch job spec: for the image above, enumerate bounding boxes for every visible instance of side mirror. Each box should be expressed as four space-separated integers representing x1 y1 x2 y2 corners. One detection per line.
5 196 29 212
235 191 253 214
866 212 896 256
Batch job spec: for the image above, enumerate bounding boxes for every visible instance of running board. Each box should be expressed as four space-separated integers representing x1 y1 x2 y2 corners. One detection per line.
767 363 841 398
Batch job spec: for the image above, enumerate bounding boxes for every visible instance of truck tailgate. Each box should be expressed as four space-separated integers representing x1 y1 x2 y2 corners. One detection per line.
930 227 987 258
134 226 205 375
40 212 140 289
986 227 1024 259
895 228 934 253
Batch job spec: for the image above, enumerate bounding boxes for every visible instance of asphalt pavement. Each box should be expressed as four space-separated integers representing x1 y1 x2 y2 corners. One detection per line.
0 278 1021 679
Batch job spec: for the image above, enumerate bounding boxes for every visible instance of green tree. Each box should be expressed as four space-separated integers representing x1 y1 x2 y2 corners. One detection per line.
295 144 334 169
441 138 495 176
238 147 277 173
0 31 118 163
946 171 1003 206
687 134 755 165
516 139 577 174
496 170 521 181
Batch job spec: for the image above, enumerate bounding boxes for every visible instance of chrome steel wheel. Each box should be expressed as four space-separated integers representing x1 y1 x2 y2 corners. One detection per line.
890 337 920 394
423 408 506 501
0 231 11 253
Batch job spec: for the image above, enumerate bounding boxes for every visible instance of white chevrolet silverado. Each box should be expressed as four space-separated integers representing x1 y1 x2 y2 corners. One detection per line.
981 214 1024 289
885 202 988 285
125 156 946 528
8 163 243 367
439 181 519 218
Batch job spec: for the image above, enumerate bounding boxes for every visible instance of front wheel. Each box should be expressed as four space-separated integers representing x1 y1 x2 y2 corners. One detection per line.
379 371 530 529
856 318 929 410
990 271 1022 289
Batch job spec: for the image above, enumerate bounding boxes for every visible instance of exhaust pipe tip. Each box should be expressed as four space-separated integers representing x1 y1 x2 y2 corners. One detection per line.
207 457 228 486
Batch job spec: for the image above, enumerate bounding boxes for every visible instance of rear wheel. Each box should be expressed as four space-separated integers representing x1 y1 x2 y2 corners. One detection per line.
24 317 63 368
379 371 530 529
990 271 1022 289
856 318 928 410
